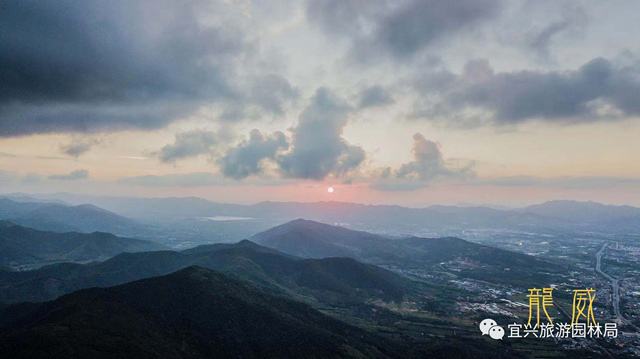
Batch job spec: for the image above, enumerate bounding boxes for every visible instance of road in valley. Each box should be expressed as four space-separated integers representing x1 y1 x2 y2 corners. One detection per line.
595 243 638 331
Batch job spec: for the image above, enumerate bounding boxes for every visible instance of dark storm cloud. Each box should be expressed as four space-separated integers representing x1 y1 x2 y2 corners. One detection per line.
156 129 230 164
308 0 501 62
371 133 474 191
412 57 640 126
48 169 89 180
0 0 297 137
357 86 394 109
277 87 365 180
219 130 289 180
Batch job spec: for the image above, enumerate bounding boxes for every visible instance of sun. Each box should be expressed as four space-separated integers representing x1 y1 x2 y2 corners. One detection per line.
327 187 334 193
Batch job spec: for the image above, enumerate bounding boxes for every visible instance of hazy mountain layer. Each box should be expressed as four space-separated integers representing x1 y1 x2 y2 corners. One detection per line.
19 193 640 234
0 197 144 235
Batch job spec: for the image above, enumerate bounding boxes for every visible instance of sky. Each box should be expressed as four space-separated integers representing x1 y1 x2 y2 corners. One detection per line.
1 0 640 207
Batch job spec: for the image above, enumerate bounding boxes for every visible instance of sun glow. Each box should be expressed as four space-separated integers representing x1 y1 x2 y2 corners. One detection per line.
327 187 334 193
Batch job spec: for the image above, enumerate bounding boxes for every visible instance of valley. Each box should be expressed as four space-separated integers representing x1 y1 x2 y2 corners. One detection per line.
1 196 639 357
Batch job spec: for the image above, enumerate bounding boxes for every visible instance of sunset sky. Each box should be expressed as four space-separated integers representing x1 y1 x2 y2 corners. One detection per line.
1 0 640 206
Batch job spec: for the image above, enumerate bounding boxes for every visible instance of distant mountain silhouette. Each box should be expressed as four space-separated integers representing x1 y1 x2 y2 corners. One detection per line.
0 197 143 234
21 193 640 234
0 221 165 268
0 239 408 304
522 200 640 232
0 266 406 359
0 194 68 205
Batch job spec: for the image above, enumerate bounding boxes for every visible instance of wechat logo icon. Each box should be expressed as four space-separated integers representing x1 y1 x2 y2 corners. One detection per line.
479 318 505 340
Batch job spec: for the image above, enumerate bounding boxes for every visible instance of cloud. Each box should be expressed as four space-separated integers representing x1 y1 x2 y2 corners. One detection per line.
411 57 640 126
306 0 387 38
217 74 300 122
519 2 588 61
154 87 363 180
396 134 448 180
358 85 394 109
248 75 301 116
156 129 230 164
469 176 640 189
23 173 44 183
0 0 297 137
117 172 293 187
60 137 101 158
118 172 225 187
220 130 289 180
308 0 501 62
370 133 474 191
276 87 365 180
0 170 18 182
526 20 582 61
48 169 89 180
0 170 43 183
36 156 68 160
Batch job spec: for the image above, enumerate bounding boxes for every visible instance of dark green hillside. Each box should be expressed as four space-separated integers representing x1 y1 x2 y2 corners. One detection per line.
294 257 405 303
0 267 405 359
191 247 407 303
181 238 293 257
0 221 166 268
0 241 409 305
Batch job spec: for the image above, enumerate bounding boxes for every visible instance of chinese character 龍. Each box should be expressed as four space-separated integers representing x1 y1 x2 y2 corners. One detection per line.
527 287 554 327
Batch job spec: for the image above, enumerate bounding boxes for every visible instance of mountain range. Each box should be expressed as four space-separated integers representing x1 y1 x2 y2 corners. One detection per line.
0 236 408 305
12 192 640 235
0 265 522 359
0 208 574 358
520 200 640 232
0 221 165 269
251 219 567 286
0 218 566 306
0 197 145 235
